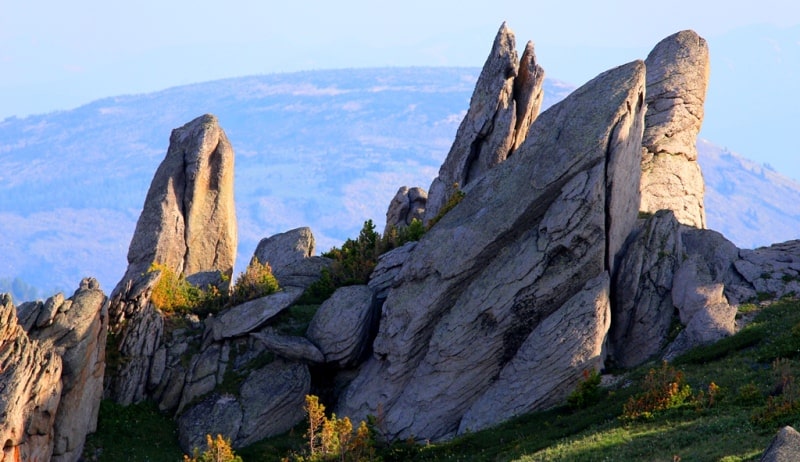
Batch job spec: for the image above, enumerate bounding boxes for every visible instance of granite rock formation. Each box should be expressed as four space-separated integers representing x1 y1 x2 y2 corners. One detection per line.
384 186 427 234
107 114 238 405
0 294 63 462
424 22 545 223
762 426 800 462
19 278 108 462
338 59 646 440
640 30 710 228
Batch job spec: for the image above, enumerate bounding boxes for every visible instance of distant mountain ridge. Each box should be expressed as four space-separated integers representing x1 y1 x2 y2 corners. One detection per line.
0 67 797 298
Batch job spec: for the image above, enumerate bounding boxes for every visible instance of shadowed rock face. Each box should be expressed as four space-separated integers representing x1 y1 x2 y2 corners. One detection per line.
116 113 237 292
338 60 646 441
424 22 545 223
640 30 710 228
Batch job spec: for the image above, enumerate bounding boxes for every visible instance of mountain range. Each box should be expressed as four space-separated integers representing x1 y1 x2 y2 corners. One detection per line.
0 67 798 299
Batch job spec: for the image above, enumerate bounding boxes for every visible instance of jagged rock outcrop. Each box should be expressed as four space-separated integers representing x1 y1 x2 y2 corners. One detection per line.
107 114 237 405
762 426 800 462
306 285 377 367
609 210 800 366
338 60 646 441
0 294 63 462
424 22 545 223
384 186 427 234
19 278 108 462
640 30 710 228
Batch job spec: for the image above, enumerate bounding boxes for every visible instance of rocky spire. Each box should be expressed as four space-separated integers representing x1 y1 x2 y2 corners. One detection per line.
423 22 545 223
116 113 237 292
640 30 710 228
107 114 237 405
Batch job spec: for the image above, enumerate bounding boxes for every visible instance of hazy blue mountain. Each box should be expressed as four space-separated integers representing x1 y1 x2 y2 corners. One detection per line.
0 68 797 300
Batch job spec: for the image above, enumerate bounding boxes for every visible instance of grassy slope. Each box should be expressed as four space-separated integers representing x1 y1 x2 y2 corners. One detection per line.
86 297 800 461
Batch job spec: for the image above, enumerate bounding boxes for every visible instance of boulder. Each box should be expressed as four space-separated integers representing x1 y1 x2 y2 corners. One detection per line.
338 59 645 441
640 30 710 228
384 186 427 234
24 278 108 462
207 287 304 341
251 227 314 272
177 393 243 454
251 328 325 364
250 227 333 291
424 22 545 223
0 294 63 462
176 359 310 451
306 285 377 367
762 426 800 462
609 211 682 368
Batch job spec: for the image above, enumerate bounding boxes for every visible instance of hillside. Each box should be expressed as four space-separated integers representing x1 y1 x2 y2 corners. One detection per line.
0 68 798 298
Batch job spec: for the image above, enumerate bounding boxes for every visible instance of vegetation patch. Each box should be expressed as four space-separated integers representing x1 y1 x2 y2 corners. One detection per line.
298 218 425 305
83 400 183 461
148 259 280 318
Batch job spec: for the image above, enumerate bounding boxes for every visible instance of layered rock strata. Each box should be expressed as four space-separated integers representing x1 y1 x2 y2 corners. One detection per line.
338 60 646 440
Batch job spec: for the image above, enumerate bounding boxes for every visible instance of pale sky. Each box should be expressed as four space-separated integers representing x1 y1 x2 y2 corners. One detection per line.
2 0 799 175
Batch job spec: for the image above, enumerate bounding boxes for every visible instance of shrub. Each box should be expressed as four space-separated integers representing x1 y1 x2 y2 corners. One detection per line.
231 257 280 305
621 362 693 421
567 369 603 409
752 358 800 426
148 263 203 314
184 434 242 462
297 395 375 461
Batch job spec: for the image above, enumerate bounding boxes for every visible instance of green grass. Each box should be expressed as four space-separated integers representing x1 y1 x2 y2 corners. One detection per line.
88 297 800 461
83 400 184 461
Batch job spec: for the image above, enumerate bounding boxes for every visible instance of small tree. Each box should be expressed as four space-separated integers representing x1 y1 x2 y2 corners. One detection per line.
183 434 242 462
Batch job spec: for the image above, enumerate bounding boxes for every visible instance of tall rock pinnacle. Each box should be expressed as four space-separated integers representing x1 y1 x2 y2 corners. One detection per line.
640 30 710 228
424 22 545 223
107 114 237 405
118 113 237 288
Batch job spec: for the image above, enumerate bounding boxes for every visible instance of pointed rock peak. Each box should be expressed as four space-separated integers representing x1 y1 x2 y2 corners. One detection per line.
423 23 546 224
512 40 545 152
640 30 709 228
115 113 238 295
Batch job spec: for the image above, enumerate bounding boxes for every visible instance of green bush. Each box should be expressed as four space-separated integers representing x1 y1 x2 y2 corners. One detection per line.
567 369 603 410
300 218 426 305
231 258 280 305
